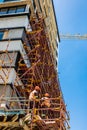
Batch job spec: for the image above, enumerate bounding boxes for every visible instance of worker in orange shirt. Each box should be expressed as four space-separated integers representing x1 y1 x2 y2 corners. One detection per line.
29 86 41 109
41 93 51 108
41 93 51 118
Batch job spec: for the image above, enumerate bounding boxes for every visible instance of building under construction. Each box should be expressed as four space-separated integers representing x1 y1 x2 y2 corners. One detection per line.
0 0 69 130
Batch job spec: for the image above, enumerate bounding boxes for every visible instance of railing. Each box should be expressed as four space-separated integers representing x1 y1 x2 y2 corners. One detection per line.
0 97 70 129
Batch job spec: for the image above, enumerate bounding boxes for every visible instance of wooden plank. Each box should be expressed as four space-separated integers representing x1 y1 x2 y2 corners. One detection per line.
0 122 19 127
11 115 18 122
19 118 30 130
3 116 7 122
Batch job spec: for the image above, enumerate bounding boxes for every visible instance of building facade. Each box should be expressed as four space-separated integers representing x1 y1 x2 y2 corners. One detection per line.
0 0 69 130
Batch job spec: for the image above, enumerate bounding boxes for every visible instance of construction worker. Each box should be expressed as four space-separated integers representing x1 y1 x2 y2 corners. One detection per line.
41 93 51 108
29 86 41 109
41 93 51 118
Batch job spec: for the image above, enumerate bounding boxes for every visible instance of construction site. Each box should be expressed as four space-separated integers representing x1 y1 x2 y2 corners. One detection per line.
0 0 70 130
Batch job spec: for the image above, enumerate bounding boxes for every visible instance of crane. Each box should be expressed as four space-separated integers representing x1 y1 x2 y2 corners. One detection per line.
60 34 87 40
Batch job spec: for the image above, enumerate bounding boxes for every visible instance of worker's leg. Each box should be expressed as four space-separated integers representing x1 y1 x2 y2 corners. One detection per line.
30 101 34 109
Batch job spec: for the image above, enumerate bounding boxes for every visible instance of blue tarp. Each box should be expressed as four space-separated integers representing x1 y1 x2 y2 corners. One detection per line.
0 110 25 115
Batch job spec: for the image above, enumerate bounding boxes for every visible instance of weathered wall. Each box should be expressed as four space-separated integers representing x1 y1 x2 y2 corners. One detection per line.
0 68 16 84
0 40 30 67
0 52 19 67
0 15 29 29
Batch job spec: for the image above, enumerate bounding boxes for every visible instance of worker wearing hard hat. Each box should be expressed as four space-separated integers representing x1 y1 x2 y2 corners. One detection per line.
29 86 41 109
41 93 51 108
41 93 51 118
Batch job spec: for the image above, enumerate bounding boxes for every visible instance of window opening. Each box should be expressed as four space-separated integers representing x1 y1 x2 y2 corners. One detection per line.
0 8 8 14
56 50 58 57
0 6 26 15
16 6 25 13
8 7 16 14
0 31 4 40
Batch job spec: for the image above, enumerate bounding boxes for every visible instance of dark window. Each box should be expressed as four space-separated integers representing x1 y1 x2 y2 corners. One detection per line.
0 31 4 40
56 60 57 66
16 6 25 13
8 7 16 14
0 6 26 15
0 8 8 14
56 50 58 57
56 40 58 48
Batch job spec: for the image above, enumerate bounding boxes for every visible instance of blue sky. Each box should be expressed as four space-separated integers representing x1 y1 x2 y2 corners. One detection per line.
53 0 87 130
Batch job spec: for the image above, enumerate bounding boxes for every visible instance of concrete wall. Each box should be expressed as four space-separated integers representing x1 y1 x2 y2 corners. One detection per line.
0 85 12 98
0 40 30 67
0 85 12 109
7 28 24 39
0 68 24 90
0 15 29 29
0 68 16 84
0 84 22 109
3 28 28 45
0 40 25 53
0 52 19 67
